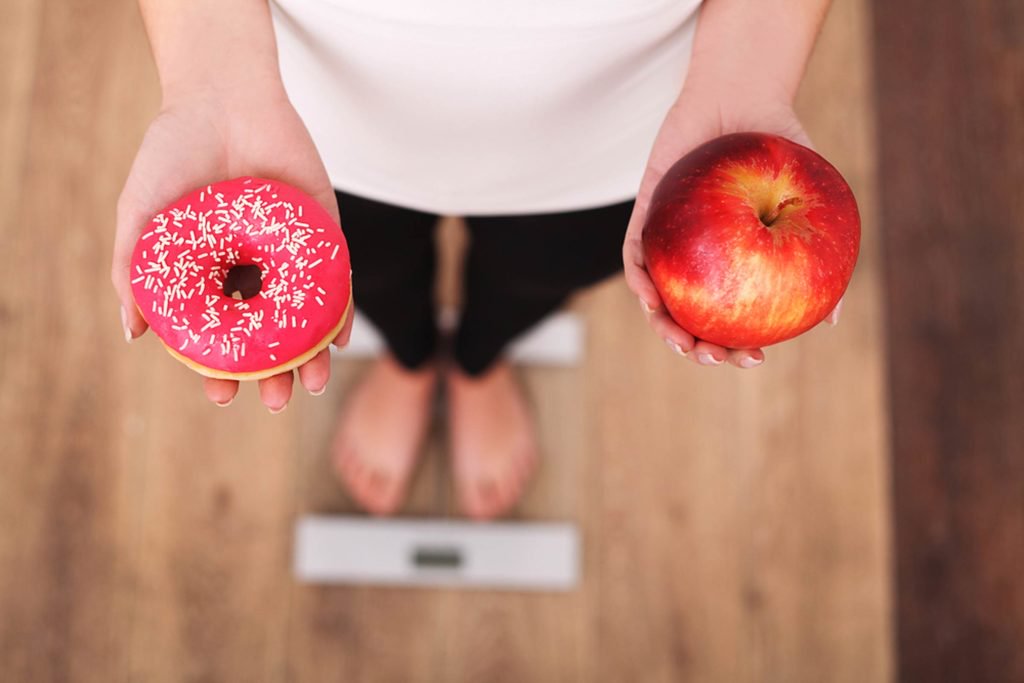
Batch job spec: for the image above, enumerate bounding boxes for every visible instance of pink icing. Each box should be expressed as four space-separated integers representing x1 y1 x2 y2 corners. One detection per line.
130 176 351 373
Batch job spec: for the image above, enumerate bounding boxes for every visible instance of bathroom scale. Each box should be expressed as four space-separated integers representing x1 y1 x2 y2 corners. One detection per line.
294 516 580 591
305 309 583 590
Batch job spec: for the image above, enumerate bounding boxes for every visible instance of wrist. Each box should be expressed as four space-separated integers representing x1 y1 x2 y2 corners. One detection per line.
680 0 827 114
678 67 794 115
160 69 287 112
142 0 283 111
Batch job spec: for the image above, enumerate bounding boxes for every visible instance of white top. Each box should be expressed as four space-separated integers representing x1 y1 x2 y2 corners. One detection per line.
270 0 701 215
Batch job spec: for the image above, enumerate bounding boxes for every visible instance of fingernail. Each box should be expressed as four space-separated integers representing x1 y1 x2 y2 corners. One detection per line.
739 356 763 369
269 404 288 415
698 352 722 366
214 397 233 408
120 305 133 343
665 338 686 356
310 385 326 396
639 298 654 315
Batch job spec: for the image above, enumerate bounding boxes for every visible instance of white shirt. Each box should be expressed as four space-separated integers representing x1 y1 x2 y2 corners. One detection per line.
271 0 701 215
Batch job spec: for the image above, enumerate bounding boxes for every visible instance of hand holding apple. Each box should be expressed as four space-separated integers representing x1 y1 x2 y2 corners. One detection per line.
642 132 859 349
623 94 846 367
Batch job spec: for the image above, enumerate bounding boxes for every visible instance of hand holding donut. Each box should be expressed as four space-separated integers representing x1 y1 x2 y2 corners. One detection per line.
112 81 352 412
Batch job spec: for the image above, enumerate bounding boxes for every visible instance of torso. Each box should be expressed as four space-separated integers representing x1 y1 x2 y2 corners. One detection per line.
271 0 702 215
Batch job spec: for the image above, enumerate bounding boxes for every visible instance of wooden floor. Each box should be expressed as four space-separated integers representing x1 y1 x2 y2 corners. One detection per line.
0 0 892 681
873 0 1024 680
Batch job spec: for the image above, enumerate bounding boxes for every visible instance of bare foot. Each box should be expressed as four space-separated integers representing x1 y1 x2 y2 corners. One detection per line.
446 359 539 520
331 353 438 515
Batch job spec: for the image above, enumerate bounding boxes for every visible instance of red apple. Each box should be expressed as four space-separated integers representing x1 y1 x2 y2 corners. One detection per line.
641 132 860 349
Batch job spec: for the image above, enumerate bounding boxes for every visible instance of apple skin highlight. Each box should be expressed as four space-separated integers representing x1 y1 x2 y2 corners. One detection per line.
641 132 861 349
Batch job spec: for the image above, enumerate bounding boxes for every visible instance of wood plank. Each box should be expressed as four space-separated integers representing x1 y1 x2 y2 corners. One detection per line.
0 0 300 680
0 0 143 680
0 0 41 232
284 357 449 683
871 0 1024 680
587 0 893 678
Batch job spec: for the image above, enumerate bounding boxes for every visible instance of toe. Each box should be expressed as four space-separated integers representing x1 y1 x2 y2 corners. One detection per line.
477 477 509 520
369 470 404 516
460 476 496 520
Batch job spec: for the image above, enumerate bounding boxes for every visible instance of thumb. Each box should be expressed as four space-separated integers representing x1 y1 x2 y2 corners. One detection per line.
111 198 151 342
311 182 341 228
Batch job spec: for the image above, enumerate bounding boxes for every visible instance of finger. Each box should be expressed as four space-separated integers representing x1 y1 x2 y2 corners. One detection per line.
645 309 696 356
622 233 665 311
691 340 727 367
727 347 765 369
259 371 294 413
788 126 815 150
826 297 844 327
332 295 356 349
204 377 239 407
313 184 341 227
298 347 331 395
112 201 152 342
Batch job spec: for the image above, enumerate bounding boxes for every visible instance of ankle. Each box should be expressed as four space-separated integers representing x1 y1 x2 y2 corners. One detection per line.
446 357 508 385
382 352 439 380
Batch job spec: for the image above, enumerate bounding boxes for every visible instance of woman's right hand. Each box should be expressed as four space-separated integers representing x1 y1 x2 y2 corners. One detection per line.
111 82 353 411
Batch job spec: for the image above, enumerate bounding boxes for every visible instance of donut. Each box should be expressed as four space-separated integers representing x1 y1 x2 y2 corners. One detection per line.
129 176 352 381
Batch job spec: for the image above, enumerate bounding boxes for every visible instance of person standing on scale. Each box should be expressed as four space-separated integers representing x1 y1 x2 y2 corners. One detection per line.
112 0 841 519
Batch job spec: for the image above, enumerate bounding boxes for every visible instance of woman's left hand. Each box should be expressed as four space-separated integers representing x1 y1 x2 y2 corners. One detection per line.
622 88 843 368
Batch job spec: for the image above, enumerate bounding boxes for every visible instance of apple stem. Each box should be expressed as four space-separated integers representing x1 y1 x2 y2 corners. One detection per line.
761 196 802 226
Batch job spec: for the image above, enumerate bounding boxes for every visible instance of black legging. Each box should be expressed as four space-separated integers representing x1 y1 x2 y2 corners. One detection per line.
335 189 634 376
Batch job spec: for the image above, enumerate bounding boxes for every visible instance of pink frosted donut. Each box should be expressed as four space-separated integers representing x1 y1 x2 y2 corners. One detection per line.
130 176 352 380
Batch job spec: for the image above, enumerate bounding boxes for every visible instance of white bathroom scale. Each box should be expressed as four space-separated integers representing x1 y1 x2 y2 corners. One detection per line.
332 308 584 367
293 516 580 591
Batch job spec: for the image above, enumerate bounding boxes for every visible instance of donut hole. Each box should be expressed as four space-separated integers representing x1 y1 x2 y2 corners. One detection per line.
223 264 263 300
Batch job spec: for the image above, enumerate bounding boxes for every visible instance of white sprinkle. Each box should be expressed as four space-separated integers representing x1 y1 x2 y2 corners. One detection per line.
270 354 277 362
268 341 280 348
330 244 339 261
315 296 324 306
301 319 307 328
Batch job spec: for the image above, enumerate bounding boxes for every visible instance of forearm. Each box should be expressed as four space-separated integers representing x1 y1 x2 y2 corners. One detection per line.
139 0 282 102
683 0 831 105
